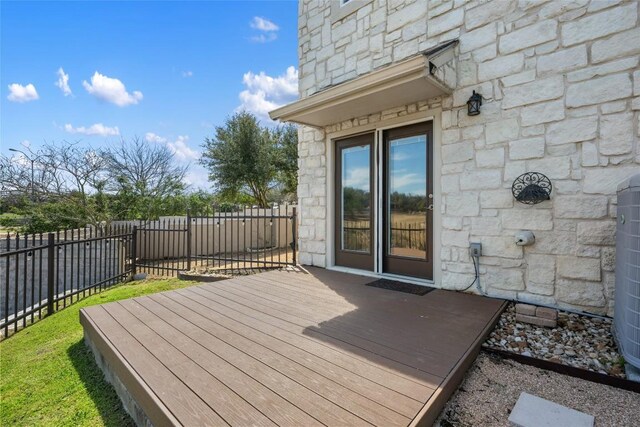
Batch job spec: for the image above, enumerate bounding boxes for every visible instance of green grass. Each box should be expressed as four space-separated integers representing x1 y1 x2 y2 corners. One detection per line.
0 278 198 427
0 212 24 234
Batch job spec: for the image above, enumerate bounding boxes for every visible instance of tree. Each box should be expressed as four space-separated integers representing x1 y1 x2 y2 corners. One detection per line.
200 111 298 207
273 124 298 200
106 138 187 219
343 187 370 219
0 138 190 231
0 141 111 229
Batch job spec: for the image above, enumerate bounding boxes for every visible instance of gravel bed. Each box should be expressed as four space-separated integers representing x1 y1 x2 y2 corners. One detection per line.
434 353 640 427
483 303 626 378
187 267 279 277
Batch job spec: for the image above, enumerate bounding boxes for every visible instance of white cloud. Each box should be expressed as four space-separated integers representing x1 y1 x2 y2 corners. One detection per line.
250 33 278 43
184 165 210 189
145 132 199 161
344 167 370 191
55 67 72 96
8 141 35 167
82 72 143 106
7 83 39 102
63 123 120 136
251 17 279 32
390 170 425 195
182 70 193 78
237 66 298 122
168 135 199 161
391 151 410 162
250 17 279 43
11 152 30 167
144 132 167 144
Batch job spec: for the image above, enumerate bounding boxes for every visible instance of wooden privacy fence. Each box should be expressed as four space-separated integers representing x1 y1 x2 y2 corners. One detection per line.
0 205 297 339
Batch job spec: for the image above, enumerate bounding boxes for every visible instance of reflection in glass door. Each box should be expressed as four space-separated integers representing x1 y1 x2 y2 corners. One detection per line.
383 122 433 279
388 135 427 258
335 133 374 271
342 145 371 252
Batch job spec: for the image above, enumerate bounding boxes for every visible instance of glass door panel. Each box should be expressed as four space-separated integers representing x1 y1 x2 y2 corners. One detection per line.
334 133 374 271
341 145 371 253
383 122 433 279
388 135 427 259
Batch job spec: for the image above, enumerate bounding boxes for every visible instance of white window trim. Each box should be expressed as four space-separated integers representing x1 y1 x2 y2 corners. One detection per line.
331 0 374 23
324 107 443 287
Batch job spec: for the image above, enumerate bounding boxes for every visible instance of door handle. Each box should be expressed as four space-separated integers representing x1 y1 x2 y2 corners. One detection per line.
427 204 433 211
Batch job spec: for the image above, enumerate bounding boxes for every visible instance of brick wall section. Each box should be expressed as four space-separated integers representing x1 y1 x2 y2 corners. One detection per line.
296 0 640 316
515 303 558 327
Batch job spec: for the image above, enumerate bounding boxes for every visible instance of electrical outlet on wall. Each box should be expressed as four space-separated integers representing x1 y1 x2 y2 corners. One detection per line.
470 242 482 257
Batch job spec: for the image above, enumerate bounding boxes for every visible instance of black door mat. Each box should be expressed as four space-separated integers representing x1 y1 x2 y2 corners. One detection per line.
365 278 435 295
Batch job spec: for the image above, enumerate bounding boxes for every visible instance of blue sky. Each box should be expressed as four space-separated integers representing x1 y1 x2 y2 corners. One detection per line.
0 1 299 189
343 137 427 196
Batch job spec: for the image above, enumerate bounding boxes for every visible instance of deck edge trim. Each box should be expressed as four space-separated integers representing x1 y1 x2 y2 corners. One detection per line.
80 308 181 427
407 299 508 427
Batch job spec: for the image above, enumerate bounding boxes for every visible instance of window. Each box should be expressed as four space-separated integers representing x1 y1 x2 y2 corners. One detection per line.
331 0 374 23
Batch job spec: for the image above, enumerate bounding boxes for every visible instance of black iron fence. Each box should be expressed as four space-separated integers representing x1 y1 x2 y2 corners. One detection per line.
1 225 135 338
390 222 427 251
343 220 426 252
134 204 297 276
0 205 297 339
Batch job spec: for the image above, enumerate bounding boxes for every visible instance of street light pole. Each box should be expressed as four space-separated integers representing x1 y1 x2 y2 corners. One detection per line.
9 147 38 201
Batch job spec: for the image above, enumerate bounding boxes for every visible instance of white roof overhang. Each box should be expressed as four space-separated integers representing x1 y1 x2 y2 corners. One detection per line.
269 40 458 128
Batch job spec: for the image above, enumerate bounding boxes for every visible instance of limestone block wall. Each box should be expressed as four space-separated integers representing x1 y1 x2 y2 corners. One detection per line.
296 0 640 315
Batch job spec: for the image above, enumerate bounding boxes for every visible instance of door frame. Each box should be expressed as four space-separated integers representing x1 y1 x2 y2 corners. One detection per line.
334 133 375 271
325 108 443 285
381 121 434 279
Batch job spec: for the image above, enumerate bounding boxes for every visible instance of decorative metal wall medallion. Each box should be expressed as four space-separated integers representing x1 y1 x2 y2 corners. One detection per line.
512 172 552 205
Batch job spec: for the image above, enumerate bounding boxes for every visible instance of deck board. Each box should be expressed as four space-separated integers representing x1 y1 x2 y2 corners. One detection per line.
153 291 414 424
135 296 372 426
162 290 418 423
85 306 229 426
117 299 323 427
80 267 506 426
159 290 439 395
189 284 456 378
212 275 488 356
105 302 280 427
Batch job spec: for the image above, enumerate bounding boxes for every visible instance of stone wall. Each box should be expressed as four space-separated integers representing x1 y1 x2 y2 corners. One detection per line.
296 0 640 316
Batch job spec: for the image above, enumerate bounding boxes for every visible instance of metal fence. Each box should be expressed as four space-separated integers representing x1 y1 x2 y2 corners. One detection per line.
1 225 134 339
343 220 426 251
390 221 427 251
134 204 297 276
0 205 297 339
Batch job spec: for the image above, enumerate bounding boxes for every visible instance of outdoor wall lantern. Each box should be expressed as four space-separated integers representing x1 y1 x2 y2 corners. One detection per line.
467 90 482 116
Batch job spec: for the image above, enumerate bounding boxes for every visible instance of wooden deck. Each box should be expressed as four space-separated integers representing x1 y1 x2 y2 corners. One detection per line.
80 267 506 426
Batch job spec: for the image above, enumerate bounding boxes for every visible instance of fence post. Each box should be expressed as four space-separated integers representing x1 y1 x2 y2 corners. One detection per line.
186 208 192 271
291 207 297 266
46 233 55 316
131 226 137 276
